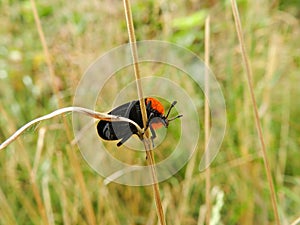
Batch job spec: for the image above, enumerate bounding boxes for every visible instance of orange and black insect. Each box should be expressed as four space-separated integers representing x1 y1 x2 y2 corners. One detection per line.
97 97 182 146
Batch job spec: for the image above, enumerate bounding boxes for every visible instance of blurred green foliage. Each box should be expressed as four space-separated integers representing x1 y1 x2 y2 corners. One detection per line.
0 0 299 224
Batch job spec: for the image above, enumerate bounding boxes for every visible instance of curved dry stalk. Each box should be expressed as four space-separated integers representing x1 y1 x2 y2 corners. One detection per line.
0 107 143 151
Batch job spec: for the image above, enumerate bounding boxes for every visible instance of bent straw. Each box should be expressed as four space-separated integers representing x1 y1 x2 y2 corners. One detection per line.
0 107 142 151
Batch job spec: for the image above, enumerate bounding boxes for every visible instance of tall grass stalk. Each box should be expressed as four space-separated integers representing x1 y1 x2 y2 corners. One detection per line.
42 176 55 225
204 15 211 225
0 187 17 224
123 0 166 224
56 152 71 225
30 0 98 223
1 102 49 224
230 0 280 224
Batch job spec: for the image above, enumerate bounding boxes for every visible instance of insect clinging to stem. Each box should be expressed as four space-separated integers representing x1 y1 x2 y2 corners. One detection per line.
96 97 182 147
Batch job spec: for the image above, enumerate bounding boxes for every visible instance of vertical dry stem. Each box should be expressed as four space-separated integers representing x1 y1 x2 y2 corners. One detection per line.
123 0 147 125
30 1 97 224
230 1 281 224
123 1 166 224
204 16 211 225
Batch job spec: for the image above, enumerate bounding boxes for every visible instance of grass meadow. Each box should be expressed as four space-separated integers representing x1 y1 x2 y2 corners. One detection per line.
0 0 299 224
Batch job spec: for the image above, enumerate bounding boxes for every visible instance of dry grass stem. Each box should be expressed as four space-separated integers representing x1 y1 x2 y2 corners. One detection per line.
291 216 300 225
42 177 55 225
0 188 17 224
30 0 60 103
56 152 71 225
204 15 211 225
103 166 141 185
30 1 97 224
230 0 281 224
32 128 46 176
0 107 143 151
123 0 166 224
123 0 147 123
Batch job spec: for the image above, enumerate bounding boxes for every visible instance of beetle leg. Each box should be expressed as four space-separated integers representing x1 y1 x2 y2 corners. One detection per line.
146 100 152 110
141 122 156 148
145 100 154 130
117 133 132 147
145 112 154 131
150 125 156 139
149 125 156 148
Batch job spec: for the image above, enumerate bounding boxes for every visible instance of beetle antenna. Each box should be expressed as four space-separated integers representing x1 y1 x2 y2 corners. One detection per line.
168 114 183 122
165 101 177 118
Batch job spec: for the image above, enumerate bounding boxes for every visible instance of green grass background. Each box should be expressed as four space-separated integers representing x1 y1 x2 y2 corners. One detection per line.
0 0 299 224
